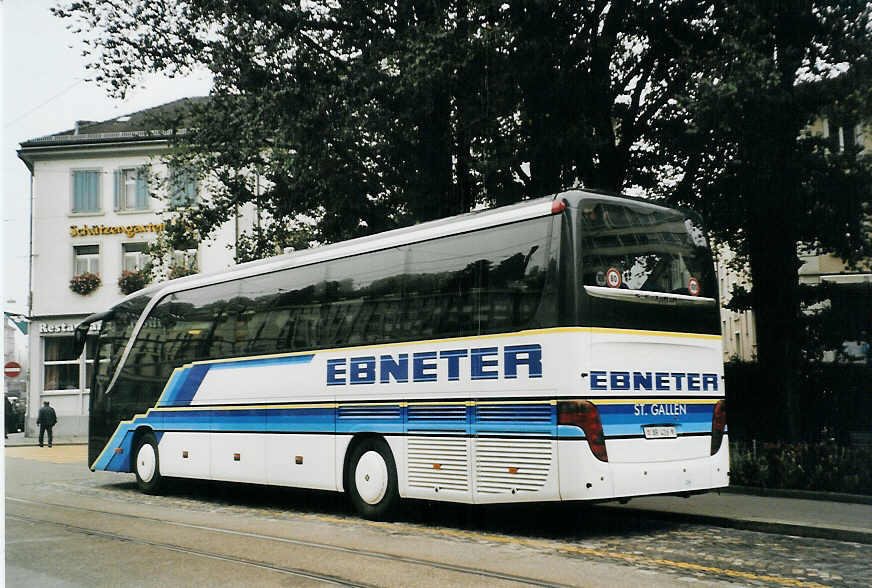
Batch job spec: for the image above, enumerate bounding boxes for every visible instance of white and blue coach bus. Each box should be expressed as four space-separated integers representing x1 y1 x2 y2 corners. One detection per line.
76 190 728 519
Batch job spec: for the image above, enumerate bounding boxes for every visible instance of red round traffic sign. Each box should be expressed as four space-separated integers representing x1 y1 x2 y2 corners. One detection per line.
4 361 21 378
606 268 622 288
687 277 700 296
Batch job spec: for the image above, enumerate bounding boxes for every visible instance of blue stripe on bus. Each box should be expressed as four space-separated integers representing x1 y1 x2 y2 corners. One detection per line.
92 398 716 471
171 364 211 406
105 430 134 472
156 354 315 407
598 402 713 437
157 370 188 407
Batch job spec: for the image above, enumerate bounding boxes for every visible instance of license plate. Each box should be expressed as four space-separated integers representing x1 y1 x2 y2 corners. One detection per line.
644 426 677 439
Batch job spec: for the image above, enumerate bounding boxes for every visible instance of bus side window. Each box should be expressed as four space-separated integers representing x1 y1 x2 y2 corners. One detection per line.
402 217 552 339
320 248 406 348
235 263 325 355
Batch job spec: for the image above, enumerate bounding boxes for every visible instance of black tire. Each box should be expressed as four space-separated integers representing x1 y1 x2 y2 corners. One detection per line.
345 437 399 520
133 431 163 494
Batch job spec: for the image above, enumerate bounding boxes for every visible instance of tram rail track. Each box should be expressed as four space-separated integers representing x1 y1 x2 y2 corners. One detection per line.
7 496 571 588
8 512 368 587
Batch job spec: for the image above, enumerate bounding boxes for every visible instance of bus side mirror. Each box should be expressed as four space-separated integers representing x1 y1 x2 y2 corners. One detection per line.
72 310 111 358
72 324 89 358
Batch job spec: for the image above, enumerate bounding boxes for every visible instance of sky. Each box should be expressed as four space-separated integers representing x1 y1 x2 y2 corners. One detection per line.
1 0 212 318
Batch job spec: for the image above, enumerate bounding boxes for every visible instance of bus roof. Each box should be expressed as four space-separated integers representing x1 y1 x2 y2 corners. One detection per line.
120 189 674 305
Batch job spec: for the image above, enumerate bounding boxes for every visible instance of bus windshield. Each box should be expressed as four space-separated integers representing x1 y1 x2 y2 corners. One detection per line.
93 294 152 392
579 199 715 298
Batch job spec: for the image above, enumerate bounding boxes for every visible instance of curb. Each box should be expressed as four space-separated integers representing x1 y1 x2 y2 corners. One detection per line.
613 507 872 544
721 485 872 506
5 440 87 448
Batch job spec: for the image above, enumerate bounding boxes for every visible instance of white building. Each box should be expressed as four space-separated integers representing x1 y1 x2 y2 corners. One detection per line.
17 98 255 436
715 246 757 362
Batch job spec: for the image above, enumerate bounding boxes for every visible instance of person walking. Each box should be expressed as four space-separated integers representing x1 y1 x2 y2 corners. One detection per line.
4 396 12 439
37 401 57 448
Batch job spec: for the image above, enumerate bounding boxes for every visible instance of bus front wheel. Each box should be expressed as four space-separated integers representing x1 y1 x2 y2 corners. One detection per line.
133 431 163 494
346 437 399 520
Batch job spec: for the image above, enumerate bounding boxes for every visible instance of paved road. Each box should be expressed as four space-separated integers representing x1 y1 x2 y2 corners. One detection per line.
5 446 871 587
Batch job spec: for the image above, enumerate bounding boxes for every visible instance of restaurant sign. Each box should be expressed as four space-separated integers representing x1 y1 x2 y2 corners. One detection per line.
40 321 101 335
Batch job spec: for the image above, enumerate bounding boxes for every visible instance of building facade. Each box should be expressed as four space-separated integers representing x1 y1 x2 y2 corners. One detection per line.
715 246 758 362
17 98 255 436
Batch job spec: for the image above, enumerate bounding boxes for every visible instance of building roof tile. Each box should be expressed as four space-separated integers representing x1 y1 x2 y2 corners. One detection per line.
19 96 209 148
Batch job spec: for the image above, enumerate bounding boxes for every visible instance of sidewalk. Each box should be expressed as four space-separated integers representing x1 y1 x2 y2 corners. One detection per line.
602 490 872 544
6 432 870 543
4 431 87 447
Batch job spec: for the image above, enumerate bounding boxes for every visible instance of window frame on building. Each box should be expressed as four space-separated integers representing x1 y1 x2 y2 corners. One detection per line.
42 335 98 413
43 336 81 392
71 168 102 214
824 117 862 153
122 242 150 272
114 167 150 212
73 244 100 276
168 166 198 208
172 246 200 273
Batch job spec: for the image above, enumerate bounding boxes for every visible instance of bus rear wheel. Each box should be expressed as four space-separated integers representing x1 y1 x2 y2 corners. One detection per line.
346 437 399 520
133 431 163 494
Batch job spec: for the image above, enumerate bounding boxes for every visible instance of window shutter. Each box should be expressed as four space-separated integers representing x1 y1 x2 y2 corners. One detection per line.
73 171 84 212
168 167 178 207
113 170 121 210
135 171 148 209
185 175 198 204
88 171 99 212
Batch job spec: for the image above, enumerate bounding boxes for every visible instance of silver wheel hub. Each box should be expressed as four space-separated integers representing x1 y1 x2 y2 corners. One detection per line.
136 443 156 483
355 450 388 505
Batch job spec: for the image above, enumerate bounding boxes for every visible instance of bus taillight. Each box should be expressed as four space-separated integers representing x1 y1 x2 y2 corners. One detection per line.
558 400 608 462
710 399 727 455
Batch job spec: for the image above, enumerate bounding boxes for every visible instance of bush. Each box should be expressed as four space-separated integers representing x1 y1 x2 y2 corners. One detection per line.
168 265 198 280
117 269 151 295
69 272 101 295
730 440 872 494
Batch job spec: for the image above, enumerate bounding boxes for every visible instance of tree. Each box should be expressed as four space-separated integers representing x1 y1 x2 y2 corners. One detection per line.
53 0 717 257
670 1 872 440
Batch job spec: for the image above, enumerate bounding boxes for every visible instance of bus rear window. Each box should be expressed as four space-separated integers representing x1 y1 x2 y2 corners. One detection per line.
579 201 715 298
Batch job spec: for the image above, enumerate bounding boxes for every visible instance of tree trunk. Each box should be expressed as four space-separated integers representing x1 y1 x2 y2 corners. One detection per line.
745 123 804 441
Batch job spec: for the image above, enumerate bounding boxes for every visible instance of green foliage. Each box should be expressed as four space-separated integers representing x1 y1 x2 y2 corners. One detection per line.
52 1 872 444
53 0 719 255
117 268 152 295
69 272 101 295
668 1 872 440
168 265 198 281
730 441 872 495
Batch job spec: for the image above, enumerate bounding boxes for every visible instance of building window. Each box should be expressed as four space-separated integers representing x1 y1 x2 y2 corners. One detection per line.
44 336 80 391
44 335 98 392
72 170 101 213
114 168 149 211
825 117 861 153
74 244 100 275
122 242 150 272
168 246 199 279
169 167 198 207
